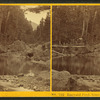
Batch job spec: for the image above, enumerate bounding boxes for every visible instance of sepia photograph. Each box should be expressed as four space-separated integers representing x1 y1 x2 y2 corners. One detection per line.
52 6 100 91
0 5 50 91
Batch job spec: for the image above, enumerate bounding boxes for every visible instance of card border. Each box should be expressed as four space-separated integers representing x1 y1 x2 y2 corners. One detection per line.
0 3 100 97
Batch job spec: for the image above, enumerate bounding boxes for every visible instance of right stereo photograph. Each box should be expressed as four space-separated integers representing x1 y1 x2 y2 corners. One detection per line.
52 6 100 91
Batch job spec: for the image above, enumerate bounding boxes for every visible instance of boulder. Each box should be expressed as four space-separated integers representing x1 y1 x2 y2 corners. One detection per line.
17 73 24 77
25 72 34 77
52 70 71 91
38 71 50 80
70 75 100 91
0 44 7 53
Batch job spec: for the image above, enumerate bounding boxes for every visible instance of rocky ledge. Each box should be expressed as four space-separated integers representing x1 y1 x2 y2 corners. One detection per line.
52 70 100 91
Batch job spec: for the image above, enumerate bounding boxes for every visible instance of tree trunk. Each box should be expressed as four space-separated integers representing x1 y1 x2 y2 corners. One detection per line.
81 20 85 38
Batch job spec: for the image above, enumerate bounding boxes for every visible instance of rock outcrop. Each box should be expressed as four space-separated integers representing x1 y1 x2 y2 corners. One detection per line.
70 75 100 91
52 70 70 91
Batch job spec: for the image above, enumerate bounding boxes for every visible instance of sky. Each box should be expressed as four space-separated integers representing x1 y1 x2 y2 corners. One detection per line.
21 6 49 25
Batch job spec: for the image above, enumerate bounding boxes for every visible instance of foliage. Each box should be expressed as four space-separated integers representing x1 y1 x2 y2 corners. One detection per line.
33 12 50 43
0 6 50 45
0 6 33 45
52 6 100 45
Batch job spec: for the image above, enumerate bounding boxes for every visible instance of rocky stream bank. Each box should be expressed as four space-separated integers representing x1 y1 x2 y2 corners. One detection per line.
52 70 100 91
0 40 50 91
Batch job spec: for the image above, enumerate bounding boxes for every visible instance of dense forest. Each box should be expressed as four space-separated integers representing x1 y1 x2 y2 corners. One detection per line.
0 6 50 45
52 6 100 46
0 6 50 91
26 6 50 44
33 12 50 43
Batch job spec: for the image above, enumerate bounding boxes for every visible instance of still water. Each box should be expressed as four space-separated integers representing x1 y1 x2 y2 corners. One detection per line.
53 56 100 75
0 56 47 75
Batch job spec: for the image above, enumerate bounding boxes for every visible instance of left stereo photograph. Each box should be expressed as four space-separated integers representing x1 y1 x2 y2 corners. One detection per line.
0 5 50 91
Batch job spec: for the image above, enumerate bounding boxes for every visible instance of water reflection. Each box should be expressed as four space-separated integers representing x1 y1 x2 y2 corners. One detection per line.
0 56 47 75
53 56 100 75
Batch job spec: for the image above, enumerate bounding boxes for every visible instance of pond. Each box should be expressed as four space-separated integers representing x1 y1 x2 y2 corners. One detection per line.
52 56 100 75
0 56 47 75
